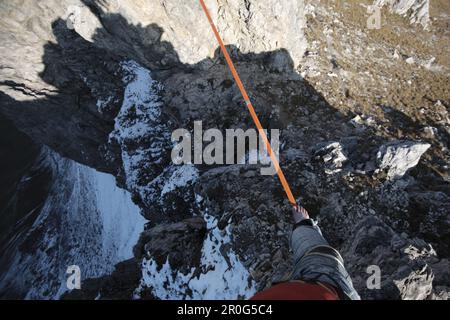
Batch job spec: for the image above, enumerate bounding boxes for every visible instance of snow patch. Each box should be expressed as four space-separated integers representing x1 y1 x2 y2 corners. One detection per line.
109 60 163 188
160 165 199 197
96 96 113 113
140 213 256 300
109 60 170 204
188 214 256 299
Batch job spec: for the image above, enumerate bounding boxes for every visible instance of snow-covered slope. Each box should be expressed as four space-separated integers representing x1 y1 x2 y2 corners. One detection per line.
0 148 146 299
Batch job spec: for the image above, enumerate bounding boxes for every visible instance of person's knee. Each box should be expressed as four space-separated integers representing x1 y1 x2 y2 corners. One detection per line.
291 254 361 300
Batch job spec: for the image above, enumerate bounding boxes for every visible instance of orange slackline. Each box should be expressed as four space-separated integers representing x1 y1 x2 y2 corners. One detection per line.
199 0 297 206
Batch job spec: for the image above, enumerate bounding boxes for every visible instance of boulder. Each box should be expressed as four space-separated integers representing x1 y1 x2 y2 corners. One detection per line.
376 141 430 180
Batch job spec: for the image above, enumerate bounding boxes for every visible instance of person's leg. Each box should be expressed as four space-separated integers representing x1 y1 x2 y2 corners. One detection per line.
290 211 360 300
291 219 328 261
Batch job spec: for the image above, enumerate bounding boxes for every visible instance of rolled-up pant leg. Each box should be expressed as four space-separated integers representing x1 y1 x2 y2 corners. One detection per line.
290 221 360 300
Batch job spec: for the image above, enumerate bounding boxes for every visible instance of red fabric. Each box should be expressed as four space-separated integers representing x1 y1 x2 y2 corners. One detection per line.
250 282 339 300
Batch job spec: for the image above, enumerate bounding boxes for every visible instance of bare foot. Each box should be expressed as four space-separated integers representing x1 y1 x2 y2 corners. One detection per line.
292 205 310 224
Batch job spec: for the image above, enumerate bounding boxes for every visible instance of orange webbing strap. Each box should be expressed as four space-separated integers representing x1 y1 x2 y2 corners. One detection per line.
199 0 297 206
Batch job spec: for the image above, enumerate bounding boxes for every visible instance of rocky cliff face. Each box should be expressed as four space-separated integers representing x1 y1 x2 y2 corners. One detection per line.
0 0 449 300
376 0 430 28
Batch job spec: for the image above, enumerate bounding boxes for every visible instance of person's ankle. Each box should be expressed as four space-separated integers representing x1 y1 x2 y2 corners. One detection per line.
293 218 314 230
